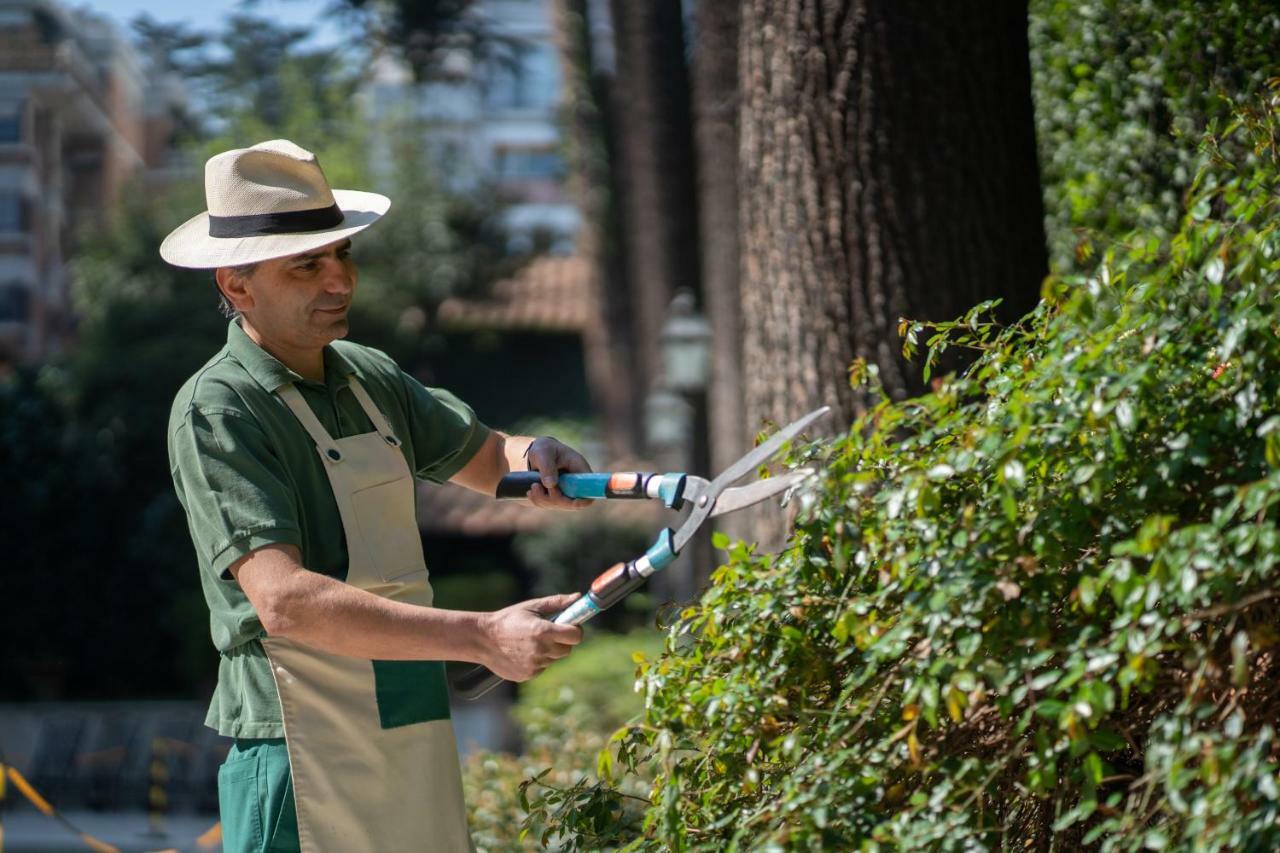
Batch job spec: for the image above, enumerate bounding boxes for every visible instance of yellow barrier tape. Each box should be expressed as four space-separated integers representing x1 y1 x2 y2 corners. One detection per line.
194 822 223 848
6 768 53 817
79 833 118 853
4 762 219 853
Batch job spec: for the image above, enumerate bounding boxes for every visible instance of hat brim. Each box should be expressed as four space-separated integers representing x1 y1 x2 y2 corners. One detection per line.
159 189 391 269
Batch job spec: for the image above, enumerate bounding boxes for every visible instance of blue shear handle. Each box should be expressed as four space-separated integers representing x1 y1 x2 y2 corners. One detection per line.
494 472 656 500
454 529 678 702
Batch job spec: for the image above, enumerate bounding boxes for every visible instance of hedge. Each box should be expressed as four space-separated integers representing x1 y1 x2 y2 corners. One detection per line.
522 96 1280 849
1030 0 1280 271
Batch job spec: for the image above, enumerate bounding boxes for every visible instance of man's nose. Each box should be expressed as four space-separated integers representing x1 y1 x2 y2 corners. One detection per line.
321 258 355 292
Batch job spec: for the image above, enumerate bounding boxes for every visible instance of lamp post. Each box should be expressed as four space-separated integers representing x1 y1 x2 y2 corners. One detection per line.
646 289 713 602
660 290 712 394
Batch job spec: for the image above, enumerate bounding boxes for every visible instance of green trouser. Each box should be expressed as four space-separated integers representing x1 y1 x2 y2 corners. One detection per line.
217 738 300 853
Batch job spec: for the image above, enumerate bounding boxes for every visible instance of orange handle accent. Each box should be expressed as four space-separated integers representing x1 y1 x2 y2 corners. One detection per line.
609 472 640 491
590 562 628 595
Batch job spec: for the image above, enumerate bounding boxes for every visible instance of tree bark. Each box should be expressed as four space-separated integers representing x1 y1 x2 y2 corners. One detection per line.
696 0 747 479
607 0 702 423
739 0 1048 543
553 0 639 459
691 0 748 543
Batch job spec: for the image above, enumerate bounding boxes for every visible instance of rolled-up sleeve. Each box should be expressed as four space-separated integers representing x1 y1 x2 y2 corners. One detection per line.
400 372 490 484
169 408 303 579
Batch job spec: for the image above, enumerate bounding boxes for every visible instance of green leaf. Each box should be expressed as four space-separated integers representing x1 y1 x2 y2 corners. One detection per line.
1083 752 1104 786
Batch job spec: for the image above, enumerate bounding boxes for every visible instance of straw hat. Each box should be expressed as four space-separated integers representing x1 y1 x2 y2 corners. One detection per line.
159 139 390 269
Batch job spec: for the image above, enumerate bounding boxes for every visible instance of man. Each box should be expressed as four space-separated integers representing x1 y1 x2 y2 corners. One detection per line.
162 139 591 852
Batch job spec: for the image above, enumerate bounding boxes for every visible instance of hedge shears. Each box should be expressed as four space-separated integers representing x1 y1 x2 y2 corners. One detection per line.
453 405 830 699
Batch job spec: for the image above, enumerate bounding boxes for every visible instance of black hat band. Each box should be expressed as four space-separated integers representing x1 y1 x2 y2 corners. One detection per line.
207 203 344 238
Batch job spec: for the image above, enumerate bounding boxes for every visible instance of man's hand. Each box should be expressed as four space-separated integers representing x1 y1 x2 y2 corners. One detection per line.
449 432 595 508
524 436 593 510
480 593 585 681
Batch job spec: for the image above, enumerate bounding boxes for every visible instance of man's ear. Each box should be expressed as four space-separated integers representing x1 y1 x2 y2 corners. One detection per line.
215 267 254 312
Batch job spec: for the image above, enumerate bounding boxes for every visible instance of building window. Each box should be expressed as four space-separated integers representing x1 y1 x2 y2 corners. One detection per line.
0 192 24 230
0 113 20 143
0 192 27 233
483 42 560 111
494 146 564 181
0 282 29 322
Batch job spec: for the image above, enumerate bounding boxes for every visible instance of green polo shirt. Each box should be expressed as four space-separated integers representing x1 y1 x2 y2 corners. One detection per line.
168 320 490 738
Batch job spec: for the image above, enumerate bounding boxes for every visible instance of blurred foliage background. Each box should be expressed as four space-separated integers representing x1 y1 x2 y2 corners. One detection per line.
1030 0 1280 270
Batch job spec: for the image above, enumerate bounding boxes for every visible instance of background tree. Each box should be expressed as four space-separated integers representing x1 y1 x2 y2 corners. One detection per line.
332 0 483 81
553 0 639 460
689 0 747 540
606 0 702 417
190 14 355 134
129 15 207 145
739 0 1047 434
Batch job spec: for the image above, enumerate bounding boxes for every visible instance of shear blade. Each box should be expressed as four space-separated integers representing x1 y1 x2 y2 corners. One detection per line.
709 468 814 517
672 406 830 553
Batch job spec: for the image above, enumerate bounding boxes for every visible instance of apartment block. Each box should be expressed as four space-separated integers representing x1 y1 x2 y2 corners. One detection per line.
0 0 180 361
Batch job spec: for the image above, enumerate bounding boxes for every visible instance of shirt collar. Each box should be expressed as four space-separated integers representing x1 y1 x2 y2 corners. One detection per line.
227 319 357 393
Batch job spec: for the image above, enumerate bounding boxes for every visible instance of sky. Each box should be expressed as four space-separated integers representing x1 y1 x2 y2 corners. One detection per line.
75 0 345 48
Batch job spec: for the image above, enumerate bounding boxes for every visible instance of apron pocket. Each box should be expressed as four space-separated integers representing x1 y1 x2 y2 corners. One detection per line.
352 478 428 582
373 660 452 728
217 748 264 853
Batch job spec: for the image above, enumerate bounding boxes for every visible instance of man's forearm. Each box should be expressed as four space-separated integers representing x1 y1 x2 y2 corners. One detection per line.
241 547 492 663
233 544 585 682
449 430 535 495
500 432 537 474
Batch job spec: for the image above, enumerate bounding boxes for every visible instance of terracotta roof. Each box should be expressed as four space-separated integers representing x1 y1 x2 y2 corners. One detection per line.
436 256 595 332
417 470 667 536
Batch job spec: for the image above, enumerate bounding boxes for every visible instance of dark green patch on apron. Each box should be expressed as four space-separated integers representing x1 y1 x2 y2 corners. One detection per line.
372 660 452 728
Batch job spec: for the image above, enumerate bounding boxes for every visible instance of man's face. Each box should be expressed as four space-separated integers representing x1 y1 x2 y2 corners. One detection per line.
235 238 357 350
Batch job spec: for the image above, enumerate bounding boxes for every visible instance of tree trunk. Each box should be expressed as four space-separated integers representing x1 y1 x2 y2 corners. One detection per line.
553 0 639 460
739 0 1048 544
691 0 749 544
607 0 702 422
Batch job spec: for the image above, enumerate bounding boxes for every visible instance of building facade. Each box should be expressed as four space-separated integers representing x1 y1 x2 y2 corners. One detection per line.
0 0 179 361
366 0 613 256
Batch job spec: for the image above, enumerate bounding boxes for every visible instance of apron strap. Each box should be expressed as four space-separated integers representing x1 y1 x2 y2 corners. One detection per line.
346 378 404 448
277 384 346 463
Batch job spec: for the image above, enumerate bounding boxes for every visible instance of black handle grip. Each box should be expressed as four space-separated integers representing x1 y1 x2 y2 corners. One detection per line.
453 664 504 700
495 471 546 499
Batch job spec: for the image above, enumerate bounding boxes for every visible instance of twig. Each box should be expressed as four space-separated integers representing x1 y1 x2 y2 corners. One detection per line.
1182 589 1279 624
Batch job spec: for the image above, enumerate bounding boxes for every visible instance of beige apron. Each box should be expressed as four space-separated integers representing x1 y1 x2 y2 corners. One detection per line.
263 377 472 852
